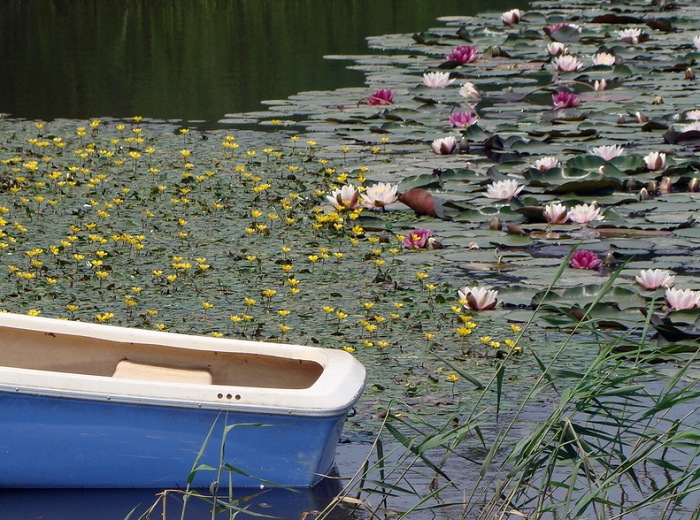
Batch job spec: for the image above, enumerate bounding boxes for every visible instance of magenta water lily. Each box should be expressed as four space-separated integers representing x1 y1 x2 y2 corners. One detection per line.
449 111 479 128
569 250 602 270
367 88 395 105
445 45 479 64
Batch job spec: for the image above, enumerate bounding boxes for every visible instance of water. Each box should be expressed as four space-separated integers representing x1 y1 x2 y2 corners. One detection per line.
0 0 528 129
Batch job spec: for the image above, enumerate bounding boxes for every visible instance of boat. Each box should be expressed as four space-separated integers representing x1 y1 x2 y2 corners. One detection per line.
0 312 366 489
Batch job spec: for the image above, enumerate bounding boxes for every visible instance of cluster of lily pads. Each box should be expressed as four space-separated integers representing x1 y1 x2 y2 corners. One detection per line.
283 0 700 351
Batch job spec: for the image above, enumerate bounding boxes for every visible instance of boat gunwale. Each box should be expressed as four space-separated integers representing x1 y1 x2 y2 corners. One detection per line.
0 313 366 417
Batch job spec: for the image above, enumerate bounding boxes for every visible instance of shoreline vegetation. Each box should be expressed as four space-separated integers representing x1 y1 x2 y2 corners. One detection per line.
1 0 700 518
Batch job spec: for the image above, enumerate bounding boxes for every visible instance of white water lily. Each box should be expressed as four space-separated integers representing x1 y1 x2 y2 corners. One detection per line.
665 287 700 311
592 52 616 66
533 156 561 173
423 71 455 88
547 42 568 56
543 202 569 224
569 202 604 224
431 136 458 155
618 28 643 45
485 179 523 200
458 82 481 101
360 182 398 209
694 35 700 50
591 144 625 160
457 286 498 311
643 152 666 171
685 110 700 120
326 184 360 210
636 269 675 290
681 121 700 133
501 9 523 26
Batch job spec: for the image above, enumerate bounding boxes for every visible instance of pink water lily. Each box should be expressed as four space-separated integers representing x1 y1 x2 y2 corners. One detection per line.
569 202 604 225
665 287 700 311
361 182 398 209
486 179 524 200
458 286 498 311
423 71 455 88
533 156 561 172
552 55 583 73
367 88 395 106
543 202 569 224
326 184 360 210
569 249 602 270
644 152 666 170
552 90 580 109
402 229 433 249
445 45 479 64
591 144 625 161
594 79 607 91
449 111 479 128
636 269 675 290
501 9 523 26
431 136 458 155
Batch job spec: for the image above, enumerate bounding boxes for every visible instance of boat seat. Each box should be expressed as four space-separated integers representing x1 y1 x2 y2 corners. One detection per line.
112 360 213 385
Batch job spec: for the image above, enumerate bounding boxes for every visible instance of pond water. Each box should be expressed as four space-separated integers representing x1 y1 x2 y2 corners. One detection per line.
0 0 527 129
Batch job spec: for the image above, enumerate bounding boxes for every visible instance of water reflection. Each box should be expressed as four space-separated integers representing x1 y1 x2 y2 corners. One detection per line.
0 477 354 519
0 0 527 128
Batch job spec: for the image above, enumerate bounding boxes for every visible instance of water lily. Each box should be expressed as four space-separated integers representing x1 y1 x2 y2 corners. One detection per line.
594 79 607 91
569 249 602 270
445 45 479 64
681 121 700 133
665 287 700 311
457 286 498 311
458 82 481 101
449 111 479 128
552 90 580 109
402 229 432 249
533 156 561 172
591 144 625 160
501 9 523 26
485 179 524 200
361 182 398 209
431 136 458 155
592 52 616 66
693 35 700 50
326 184 360 210
543 202 569 224
552 55 583 73
636 269 675 290
618 28 643 45
547 42 568 56
423 71 455 88
685 110 700 120
569 202 604 224
367 88 395 105
643 152 666 171
545 22 581 39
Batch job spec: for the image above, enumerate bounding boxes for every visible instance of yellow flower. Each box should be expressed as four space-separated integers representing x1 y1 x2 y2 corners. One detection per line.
447 374 459 383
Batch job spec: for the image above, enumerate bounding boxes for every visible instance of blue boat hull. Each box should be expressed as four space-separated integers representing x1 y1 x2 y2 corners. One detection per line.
0 392 345 489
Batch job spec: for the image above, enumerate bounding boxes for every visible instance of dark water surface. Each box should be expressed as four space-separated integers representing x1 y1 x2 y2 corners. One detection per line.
1 0 528 128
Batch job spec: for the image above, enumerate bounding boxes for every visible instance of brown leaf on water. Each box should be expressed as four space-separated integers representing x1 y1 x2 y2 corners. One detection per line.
398 188 439 218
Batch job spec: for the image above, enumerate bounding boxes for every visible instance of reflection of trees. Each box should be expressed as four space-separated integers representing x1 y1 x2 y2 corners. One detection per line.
0 0 526 124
